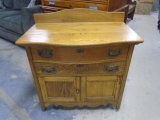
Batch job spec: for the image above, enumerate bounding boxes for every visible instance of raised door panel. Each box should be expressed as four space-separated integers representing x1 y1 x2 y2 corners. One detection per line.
81 76 121 102
39 77 80 102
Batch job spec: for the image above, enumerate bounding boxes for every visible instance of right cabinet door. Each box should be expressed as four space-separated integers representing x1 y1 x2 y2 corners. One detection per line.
81 76 121 102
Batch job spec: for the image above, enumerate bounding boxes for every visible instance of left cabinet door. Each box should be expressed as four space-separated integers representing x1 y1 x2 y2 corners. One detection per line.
38 77 80 102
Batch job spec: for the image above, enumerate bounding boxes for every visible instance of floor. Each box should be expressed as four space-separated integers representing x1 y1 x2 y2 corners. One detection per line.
0 13 160 120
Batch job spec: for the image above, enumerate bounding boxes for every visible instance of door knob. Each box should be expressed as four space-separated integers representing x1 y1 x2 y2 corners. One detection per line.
76 89 80 94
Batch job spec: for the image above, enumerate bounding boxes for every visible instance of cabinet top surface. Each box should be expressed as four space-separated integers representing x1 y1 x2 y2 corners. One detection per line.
16 22 143 46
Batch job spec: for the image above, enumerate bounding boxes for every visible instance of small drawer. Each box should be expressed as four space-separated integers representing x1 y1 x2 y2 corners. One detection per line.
34 61 125 76
30 45 129 63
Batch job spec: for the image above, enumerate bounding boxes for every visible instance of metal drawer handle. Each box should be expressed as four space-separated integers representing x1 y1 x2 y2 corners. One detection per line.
108 48 122 57
42 66 56 73
38 49 53 58
77 48 84 53
104 65 119 72
76 89 80 94
69 5 73 9
49 1 55 5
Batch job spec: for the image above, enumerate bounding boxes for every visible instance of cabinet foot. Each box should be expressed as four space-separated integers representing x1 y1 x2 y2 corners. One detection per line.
42 107 47 111
116 105 120 112
116 108 119 112
112 105 120 111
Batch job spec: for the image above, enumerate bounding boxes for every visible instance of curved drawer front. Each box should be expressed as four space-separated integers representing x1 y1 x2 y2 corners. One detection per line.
31 45 129 62
34 61 125 76
43 0 108 11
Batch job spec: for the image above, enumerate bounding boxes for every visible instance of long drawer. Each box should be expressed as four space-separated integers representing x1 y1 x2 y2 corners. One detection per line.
43 0 108 11
34 61 125 76
30 45 129 63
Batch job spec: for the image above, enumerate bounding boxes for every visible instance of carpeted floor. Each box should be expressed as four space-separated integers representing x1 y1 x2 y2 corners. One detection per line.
0 14 160 120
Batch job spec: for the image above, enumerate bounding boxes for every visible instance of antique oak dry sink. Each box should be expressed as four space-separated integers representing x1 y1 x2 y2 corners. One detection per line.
16 9 143 111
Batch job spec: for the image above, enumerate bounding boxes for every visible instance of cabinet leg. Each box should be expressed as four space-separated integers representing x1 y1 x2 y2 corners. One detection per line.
41 104 46 111
116 104 120 112
116 108 119 112
112 105 119 111
42 107 46 111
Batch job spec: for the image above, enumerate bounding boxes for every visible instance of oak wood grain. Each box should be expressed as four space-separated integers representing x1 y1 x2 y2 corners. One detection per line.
25 47 45 110
41 0 128 12
116 45 135 110
16 9 143 110
34 9 124 23
30 45 129 62
16 9 143 46
39 77 80 103
34 61 125 76
82 76 121 102
16 22 143 46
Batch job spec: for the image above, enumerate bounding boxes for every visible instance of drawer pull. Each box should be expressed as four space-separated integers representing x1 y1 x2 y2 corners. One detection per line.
108 48 122 56
42 66 56 73
38 49 53 58
89 6 98 10
69 5 73 9
76 89 80 94
77 48 84 53
49 1 55 5
104 65 119 72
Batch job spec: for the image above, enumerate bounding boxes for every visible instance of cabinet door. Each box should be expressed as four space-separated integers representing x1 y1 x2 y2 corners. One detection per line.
38 77 80 102
81 76 121 102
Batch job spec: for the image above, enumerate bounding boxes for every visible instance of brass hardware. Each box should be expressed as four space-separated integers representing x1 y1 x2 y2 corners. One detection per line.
49 1 55 5
77 48 84 53
38 49 53 58
69 5 73 9
104 65 119 72
42 66 56 73
76 89 80 94
108 48 122 56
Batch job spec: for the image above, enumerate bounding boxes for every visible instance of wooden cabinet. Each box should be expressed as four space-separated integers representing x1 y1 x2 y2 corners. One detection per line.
41 0 128 12
27 44 129 110
41 0 137 22
16 9 143 111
